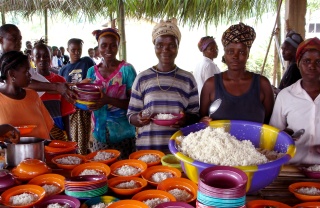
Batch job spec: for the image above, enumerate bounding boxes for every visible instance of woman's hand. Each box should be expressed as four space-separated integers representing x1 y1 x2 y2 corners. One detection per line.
171 112 185 128
137 111 153 126
200 116 212 124
0 124 20 144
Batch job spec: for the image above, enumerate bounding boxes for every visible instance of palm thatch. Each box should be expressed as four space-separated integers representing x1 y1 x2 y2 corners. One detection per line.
1 0 277 27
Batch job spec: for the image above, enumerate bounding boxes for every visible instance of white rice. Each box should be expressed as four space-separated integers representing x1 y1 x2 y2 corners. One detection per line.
9 193 38 206
47 203 71 208
79 169 103 176
168 188 192 202
296 187 320 195
114 165 141 176
93 151 115 161
150 172 174 183
177 127 268 166
138 154 160 163
91 202 113 208
307 164 320 172
115 180 140 189
55 156 81 165
143 198 169 208
42 184 60 196
155 113 177 120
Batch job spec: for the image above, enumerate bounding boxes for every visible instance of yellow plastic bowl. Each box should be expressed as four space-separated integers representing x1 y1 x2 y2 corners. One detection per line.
161 154 182 172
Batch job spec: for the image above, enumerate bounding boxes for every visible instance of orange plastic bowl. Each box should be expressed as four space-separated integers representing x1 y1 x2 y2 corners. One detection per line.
28 174 65 196
246 200 291 208
110 159 147 177
293 202 320 208
1 184 45 208
141 165 182 186
12 159 51 181
71 162 111 177
86 149 121 165
108 176 148 196
289 182 320 201
129 150 165 167
15 125 37 136
157 178 197 203
108 200 149 208
51 154 86 170
132 190 176 203
48 140 78 148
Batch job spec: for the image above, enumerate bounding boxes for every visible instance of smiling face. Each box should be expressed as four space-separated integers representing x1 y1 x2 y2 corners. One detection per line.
223 42 249 71
0 27 22 53
98 35 119 61
154 35 179 66
298 49 320 82
33 44 52 73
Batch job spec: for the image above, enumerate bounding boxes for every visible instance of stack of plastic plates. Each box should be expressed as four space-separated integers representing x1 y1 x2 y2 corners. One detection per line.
64 175 108 199
196 166 248 208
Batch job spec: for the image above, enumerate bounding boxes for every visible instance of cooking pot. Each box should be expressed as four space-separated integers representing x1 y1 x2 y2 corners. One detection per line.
0 137 47 167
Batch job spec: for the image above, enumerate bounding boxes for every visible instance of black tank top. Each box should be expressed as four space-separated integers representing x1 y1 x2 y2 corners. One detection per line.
210 73 265 123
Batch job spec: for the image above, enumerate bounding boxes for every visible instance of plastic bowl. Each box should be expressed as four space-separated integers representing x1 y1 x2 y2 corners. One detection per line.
168 120 296 194
15 125 37 135
141 165 181 186
108 200 149 208
293 202 320 208
289 182 320 201
300 165 320 179
75 83 102 92
246 200 291 208
132 190 176 203
71 162 111 177
155 202 195 208
0 170 16 192
33 195 81 208
161 154 182 172
86 149 121 165
81 196 120 208
157 178 197 203
108 176 148 195
28 174 65 196
1 184 45 207
75 102 90 110
12 159 51 181
51 154 86 170
129 150 165 167
152 113 182 126
110 159 147 177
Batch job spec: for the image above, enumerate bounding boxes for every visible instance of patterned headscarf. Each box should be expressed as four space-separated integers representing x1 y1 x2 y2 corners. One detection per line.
284 30 303 48
221 22 256 49
198 36 216 52
152 18 181 44
296 37 320 65
92 28 120 42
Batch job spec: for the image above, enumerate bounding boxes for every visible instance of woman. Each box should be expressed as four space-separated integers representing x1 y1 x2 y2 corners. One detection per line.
0 51 53 139
85 28 137 159
270 37 320 165
127 19 199 153
200 22 274 124
193 36 220 95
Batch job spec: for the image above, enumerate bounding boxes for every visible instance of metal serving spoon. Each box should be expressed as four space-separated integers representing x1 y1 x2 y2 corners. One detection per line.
209 98 222 117
291 129 305 141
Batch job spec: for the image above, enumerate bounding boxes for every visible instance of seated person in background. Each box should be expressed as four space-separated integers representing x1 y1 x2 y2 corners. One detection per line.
270 37 320 165
194 36 220 95
33 39 76 141
200 22 274 124
274 30 303 94
0 124 19 144
0 51 54 139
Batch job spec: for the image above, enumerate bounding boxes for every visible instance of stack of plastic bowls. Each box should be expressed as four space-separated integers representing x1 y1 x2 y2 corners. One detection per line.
74 83 102 110
196 166 247 208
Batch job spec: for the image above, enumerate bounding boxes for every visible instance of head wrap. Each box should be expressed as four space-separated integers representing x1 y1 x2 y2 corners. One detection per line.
284 30 303 48
92 28 120 42
221 22 256 49
296 37 320 65
152 18 181 44
198 36 216 52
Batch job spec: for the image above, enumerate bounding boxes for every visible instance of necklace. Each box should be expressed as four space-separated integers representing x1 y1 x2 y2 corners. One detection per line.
154 65 177 91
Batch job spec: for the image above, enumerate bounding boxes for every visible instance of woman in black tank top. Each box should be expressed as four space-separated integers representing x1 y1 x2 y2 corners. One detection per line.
199 23 274 124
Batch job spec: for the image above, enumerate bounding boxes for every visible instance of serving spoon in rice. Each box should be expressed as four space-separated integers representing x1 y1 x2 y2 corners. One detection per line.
209 98 222 117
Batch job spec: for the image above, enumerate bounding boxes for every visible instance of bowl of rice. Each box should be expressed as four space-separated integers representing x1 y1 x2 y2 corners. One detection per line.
1 184 45 207
110 159 147 177
51 154 86 170
108 176 148 195
33 195 81 208
141 165 181 187
157 178 197 203
81 196 120 208
71 162 111 177
28 174 65 196
129 150 165 167
300 164 320 179
152 113 182 126
132 190 176 208
289 182 320 201
168 120 296 194
86 149 121 165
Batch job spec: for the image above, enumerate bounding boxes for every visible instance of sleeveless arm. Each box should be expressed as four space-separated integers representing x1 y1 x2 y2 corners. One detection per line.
260 76 275 124
200 76 216 118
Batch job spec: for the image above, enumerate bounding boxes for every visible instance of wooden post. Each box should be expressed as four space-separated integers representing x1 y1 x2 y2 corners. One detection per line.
1 12 5 25
44 8 48 44
118 0 126 61
285 0 306 38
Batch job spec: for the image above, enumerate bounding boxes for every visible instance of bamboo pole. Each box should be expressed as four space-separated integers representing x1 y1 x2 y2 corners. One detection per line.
44 8 48 44
1 12 5 25
118 0 126 61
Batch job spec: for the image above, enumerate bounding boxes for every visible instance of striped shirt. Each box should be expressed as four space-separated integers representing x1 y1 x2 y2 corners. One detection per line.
127 67 199 152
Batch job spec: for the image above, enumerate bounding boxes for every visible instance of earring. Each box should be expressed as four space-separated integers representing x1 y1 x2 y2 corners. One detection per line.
12 77 15 82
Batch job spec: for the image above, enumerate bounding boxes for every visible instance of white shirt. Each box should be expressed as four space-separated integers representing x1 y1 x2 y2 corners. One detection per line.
269 79 320 164
51 56 59 68
193 56 220 96
93 57 101 65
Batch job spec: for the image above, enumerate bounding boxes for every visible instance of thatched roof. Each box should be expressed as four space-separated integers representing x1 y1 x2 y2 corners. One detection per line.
1 0 277 27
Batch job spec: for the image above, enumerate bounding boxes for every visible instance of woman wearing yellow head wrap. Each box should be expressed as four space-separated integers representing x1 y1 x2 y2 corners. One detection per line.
200 22 274 124
127 19 199 153
270 37 320 165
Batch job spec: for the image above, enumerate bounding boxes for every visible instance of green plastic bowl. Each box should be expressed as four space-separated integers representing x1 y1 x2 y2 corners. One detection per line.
161 154 182 172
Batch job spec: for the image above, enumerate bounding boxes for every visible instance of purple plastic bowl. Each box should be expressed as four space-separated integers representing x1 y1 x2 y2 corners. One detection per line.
66 175 107 182
300 167 320 179
75 83 102 92
155 201 195 208
0 170 16 192
33 195 81 208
